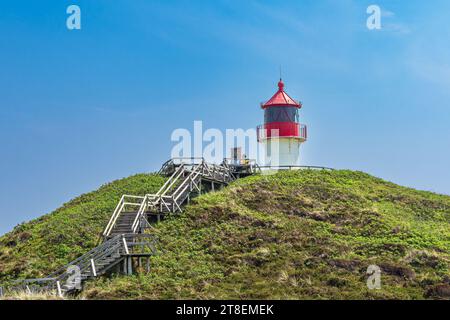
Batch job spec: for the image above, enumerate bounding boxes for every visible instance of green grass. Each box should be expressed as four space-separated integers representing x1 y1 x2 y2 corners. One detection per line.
1 170 450 299
0 173 165 281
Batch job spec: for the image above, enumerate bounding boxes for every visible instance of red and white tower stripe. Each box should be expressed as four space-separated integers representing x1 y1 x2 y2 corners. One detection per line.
257 79 307 167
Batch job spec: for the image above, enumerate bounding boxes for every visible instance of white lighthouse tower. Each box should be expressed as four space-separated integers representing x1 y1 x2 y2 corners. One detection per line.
257 79 307 168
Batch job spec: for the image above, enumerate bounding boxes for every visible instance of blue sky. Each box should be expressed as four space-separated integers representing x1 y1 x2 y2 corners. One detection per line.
1 0 449 235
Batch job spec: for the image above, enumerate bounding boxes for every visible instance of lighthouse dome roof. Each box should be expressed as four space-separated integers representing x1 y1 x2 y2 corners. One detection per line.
261 79 301 109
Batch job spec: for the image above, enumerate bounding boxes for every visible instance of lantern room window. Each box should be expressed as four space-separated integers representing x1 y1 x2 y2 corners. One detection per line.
264 107 299 123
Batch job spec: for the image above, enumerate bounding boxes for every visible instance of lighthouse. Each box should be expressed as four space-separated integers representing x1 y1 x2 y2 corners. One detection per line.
257 79 307 167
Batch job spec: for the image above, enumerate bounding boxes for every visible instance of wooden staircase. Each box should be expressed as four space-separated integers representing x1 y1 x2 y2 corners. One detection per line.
103 158 237 239
109 212 138 235
4 158 256 297
6 234 157 297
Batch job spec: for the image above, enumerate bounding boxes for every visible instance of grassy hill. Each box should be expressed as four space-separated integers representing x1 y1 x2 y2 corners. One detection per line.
1 170 450 299
0 174 165 281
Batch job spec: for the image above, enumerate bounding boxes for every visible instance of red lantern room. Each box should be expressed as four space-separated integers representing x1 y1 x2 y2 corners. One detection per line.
257 79 307 142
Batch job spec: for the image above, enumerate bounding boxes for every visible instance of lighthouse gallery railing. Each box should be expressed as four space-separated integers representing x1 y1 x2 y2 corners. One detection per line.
257 123 307 141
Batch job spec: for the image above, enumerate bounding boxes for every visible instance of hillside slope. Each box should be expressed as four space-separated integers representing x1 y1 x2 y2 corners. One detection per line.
1 170 450 299
0 174 165 281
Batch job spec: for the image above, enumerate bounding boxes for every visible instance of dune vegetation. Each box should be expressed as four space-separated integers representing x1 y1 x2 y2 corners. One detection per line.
1 170 449 299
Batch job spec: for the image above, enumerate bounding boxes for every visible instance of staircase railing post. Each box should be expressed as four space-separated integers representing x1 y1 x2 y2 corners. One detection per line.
90 259 97 277
127 257 133 275
172 196 175 213
56 281 63 298
122 235 130 255
122 258 127 274
26 285 31 295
